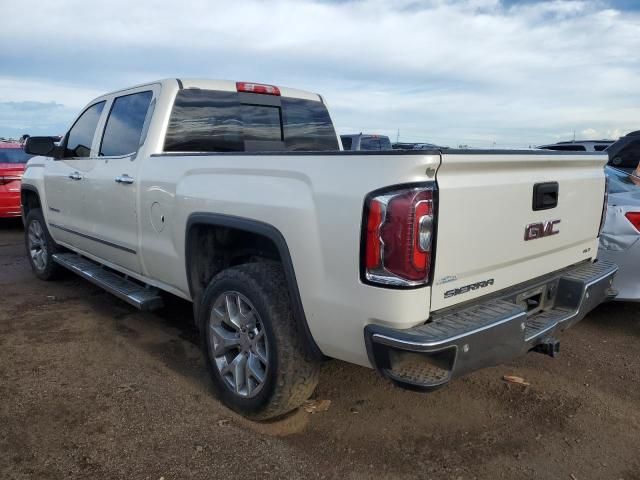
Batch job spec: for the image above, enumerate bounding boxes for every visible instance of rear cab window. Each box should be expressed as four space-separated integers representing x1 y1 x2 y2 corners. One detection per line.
100 91 153 157
164 89 339 153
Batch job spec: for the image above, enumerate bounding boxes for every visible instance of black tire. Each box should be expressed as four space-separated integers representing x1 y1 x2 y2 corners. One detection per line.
24 208 62 281
199 262 319 420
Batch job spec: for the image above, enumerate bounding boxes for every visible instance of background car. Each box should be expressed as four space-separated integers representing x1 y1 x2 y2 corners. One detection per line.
538 140 614 152
0 142 34 218
599 166 640 301
606 131 640 172
340 133 392 151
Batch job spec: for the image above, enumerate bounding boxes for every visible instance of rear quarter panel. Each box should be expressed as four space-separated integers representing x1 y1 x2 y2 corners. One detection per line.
138 152 440 366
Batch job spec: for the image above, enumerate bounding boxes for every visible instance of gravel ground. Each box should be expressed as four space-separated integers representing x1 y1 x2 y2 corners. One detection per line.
1 218 639 480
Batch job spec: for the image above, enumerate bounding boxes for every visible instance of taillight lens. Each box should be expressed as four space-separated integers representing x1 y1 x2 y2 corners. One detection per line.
236 81 281 96
598 176 609 236
0 175 21 185
625 212 640 232
363 185 436 287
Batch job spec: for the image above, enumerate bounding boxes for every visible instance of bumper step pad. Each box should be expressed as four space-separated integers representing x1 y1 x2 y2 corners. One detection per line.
365 260 618 390
52 253 164 311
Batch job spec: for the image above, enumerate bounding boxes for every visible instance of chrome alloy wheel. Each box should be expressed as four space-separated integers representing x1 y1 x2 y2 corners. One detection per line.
209 291 269 398
28 219 48 272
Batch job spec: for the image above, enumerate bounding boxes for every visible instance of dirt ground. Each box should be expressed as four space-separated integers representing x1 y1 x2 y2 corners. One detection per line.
1 219 639 480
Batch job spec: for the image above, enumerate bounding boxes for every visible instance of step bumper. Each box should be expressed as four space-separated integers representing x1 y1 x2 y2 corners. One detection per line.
364 260 618 390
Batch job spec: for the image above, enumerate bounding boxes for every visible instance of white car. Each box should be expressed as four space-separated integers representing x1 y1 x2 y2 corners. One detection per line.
21 79 616 420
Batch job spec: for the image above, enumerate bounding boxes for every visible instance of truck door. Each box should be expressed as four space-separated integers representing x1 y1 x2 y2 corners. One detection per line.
44 101 106 252
81 87 156 274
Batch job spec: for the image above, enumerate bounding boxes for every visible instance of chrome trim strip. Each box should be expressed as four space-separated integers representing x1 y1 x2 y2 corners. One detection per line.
372 310 526 349
49 223 136 254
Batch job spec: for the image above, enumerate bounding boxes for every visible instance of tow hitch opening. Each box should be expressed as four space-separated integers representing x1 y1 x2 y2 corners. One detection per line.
532 338 560 358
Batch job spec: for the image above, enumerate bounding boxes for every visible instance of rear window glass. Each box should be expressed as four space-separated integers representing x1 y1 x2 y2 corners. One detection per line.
164 90 243 152
242 104 282 142
360 136 392 151
281 97 338 151
594 144 610 151
164 89 338 153
0 148 33 163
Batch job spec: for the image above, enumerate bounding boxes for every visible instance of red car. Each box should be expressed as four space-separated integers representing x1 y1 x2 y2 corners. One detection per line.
0 142 33 218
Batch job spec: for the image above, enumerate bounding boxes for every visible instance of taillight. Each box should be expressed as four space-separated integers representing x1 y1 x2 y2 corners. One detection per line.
598 176 609 236
236 81 281 96
625 212 640 232
0 175 21 185
362 184 436 287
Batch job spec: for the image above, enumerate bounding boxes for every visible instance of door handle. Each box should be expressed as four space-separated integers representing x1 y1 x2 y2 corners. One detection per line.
68 171 82 181
115 174 134 185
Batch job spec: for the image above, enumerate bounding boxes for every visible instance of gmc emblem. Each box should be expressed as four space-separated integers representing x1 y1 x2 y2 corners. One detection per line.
524 220 560 241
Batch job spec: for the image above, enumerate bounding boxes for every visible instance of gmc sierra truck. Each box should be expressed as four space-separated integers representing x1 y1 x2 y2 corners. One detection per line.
21 79 617 420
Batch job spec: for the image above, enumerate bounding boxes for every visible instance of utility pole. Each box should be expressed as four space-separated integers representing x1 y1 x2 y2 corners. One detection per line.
396 129 400 143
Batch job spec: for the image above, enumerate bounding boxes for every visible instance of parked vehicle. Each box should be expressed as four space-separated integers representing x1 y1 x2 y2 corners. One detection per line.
606 131 640 172
599 167 640 301
538 140 614 152
341 133 392 151
391 142 419 150
22 79 616 420
0 142 33 218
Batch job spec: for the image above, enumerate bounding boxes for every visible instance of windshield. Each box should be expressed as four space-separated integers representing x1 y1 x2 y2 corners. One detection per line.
0 148 33 164
606 166 640 194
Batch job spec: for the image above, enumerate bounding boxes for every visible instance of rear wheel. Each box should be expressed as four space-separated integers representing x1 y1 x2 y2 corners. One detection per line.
200 262 319 420
24 208 61 280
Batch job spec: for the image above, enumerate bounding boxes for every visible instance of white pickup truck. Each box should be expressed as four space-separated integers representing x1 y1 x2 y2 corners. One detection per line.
22 79 617 420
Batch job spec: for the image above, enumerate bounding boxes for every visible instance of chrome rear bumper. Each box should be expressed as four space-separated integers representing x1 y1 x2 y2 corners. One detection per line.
364 260 618 390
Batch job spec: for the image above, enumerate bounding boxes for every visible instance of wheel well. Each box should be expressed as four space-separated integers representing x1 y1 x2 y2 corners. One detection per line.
21 188 41 217
187 224 281 301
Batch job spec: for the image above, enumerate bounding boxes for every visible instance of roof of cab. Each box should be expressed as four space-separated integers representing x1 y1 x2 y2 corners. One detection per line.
178 78 321 102
97 78 322 103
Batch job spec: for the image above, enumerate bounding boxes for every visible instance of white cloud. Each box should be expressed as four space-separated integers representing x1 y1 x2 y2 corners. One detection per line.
0 0 638 146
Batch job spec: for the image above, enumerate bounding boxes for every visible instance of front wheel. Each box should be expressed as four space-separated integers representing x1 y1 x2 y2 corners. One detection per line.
24 208 61 281
199 262 319 420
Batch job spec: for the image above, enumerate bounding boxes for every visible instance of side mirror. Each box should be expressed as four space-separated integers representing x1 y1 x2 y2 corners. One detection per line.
24 136 57 157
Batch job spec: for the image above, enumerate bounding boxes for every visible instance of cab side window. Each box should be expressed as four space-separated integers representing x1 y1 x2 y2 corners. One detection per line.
64 101 106 158
100 91 153 157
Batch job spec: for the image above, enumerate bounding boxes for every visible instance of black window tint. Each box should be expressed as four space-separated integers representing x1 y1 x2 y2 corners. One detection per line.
100 91 153 156
544 145 587 151
281 98 339 151
594 144 610 151
0 148 33 163
164 90 338 152
164 90 243 152
65 101 105 158
340 136 353 150
241 104 282 141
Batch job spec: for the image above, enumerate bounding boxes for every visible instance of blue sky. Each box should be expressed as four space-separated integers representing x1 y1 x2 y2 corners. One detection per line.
1 0 639 147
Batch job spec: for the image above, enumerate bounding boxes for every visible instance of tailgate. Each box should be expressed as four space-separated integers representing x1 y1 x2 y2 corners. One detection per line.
430 151 607 311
